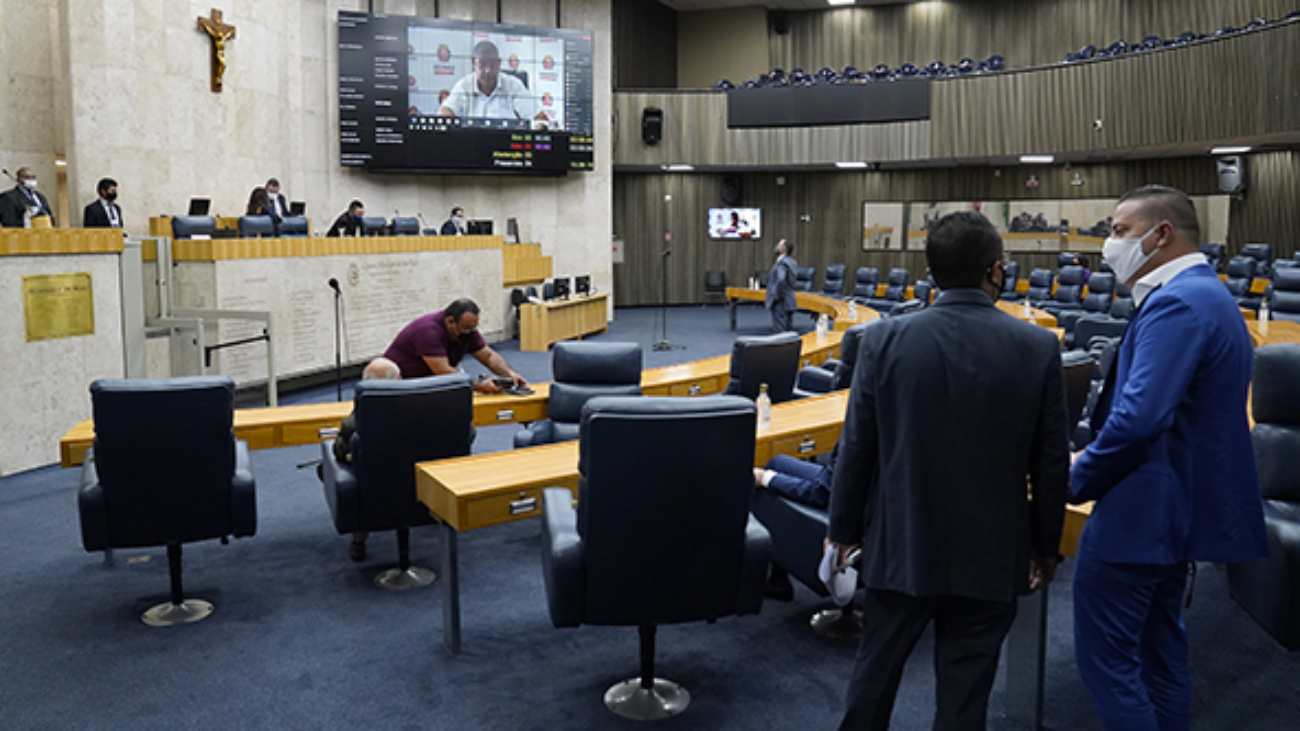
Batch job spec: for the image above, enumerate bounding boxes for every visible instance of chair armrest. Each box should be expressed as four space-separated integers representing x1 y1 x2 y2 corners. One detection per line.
320 439 359 534
795 365 837 395
541 487 585 628
513 420 556 449
230 439 257 538
77 450 108 552
737 513 772 616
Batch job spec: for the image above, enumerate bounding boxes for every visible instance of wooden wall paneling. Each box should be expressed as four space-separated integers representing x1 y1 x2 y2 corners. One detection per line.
1228 151 1299 260
612 0 678 89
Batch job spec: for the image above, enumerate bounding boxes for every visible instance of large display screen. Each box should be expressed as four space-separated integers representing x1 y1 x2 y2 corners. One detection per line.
708 208 762 240
338 12 595 174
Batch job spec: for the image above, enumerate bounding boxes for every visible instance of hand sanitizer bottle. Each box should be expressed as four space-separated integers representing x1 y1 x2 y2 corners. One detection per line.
816 313 829 338
1022 296 1032 320
1260 298 1271 326
847 299 858 320
756 383 772 431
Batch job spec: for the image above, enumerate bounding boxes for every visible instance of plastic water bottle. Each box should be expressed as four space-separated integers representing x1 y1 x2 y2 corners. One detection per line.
1260 298 1271 323
756 383 772 431
1022 296 1032 320
816 313 829 338
847 299 858 320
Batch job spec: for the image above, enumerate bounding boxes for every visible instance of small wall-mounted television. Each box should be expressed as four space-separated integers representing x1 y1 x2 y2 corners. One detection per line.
552 276 570 300
708 208 761 240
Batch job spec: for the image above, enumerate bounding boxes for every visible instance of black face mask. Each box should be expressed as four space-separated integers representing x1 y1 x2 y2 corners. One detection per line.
105 191 118 202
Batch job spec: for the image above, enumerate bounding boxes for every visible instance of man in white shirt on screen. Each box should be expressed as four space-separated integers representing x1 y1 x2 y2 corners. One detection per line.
438 41 542 122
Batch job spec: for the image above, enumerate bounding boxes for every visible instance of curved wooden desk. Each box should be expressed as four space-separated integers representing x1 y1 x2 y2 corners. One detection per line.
725 287 881 331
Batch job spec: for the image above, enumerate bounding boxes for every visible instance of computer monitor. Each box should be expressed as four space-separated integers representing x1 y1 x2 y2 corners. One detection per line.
575 275 590 296
289 201 306 216
552 277 570 300
467 219 493 235
188 198 211 216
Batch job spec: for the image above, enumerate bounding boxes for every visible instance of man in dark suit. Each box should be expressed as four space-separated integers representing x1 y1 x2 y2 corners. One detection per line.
264 178 288 224
764 238 798 332
82 178 122 229
0 167 55 227
1070 186 1268 730
440 206 466 235
326 200 365 237
828 211 1069 730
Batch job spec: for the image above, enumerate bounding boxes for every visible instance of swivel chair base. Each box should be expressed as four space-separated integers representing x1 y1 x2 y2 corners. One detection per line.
374 566 436 591
604 678 690 721
142 598 214 627
810 607 863 642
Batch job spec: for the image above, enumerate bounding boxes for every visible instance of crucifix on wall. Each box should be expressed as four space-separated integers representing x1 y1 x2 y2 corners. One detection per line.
197 8 237 93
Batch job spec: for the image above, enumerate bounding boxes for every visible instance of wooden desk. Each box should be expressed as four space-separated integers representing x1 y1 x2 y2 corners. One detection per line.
1246 319 1300 347
725 287 880 331
58 329 847 467
519 293 610 352
994 299 1059 327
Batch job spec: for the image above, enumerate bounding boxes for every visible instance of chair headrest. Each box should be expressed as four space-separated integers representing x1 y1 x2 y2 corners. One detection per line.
1028 268 1054 286
1253 344 1300 425
1057 265 1086 286
825 264 846 279
1227 256 1257 278
1273 267 1300 292
856 267 878 283
1086 271 1116 294
1241 243 1273 260
552 342 643 384
238 215 275 237
171 215 216 239
887 268 909 285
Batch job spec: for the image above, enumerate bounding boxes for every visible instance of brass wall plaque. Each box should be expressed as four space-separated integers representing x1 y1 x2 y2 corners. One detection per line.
23 272 95 342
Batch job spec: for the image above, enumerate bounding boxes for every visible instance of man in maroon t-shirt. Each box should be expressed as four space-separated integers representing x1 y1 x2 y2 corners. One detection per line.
383 298 527 393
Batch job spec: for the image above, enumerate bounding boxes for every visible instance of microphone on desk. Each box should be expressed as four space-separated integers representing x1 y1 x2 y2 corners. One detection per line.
417 212 429 231
328 277 341 293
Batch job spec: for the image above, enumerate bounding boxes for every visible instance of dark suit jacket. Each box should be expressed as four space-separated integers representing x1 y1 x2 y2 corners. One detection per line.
0 186 55 227
83 199 123 228
440 219 462 236
1070 263 1268 564
270 193 288 222
765 255 797 311
828 289 1069 602
326 211 360 237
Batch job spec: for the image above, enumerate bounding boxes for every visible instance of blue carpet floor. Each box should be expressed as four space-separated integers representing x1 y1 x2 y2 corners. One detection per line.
2 305 1296 729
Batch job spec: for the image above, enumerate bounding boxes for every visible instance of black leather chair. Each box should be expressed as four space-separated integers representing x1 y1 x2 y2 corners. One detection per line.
514 342 642 448
1041 265 1086 317
793 322 870 397
391 217 420 236
237 215 276 238
280 216 309 236
540 396 770 720
822 265 847 297
1199 243 1226 272
360 216 388 236
1268 267 1300 323
703 270 727 305
866 268 909 313
912 280 933 306
1026 268 1055 308
171 215 216 240
794 266 816 292
1058 252 1079 269
1227 343 1300 650
852 267 879 302
1241 243 1274 278
999 260 1022 300
320 374 473 590
723 331 802 404
1059 271 1116 347
78 376 256 626
1061 350 1097 448
1225 256 1260 310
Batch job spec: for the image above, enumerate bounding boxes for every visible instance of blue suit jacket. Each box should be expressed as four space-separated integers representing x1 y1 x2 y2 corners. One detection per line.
1071 263 1268 564
765 256 797 311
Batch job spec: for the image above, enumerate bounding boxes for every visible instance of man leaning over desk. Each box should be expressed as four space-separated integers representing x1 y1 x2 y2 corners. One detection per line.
383 298 527 394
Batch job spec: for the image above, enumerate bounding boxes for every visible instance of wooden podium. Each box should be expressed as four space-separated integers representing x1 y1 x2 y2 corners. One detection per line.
519 292 609 352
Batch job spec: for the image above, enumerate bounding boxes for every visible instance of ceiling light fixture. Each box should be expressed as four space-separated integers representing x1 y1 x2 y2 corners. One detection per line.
828 0 856 6
1210 146 1251 155
663 164 694 172
835 161 869 169
1019 155 1055 164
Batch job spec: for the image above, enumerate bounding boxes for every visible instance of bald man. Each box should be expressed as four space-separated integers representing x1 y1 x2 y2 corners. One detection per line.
334 357 401 561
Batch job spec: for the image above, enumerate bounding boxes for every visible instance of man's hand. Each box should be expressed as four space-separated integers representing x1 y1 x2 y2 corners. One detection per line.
510 371 529 388
474 378 502 394
825 539 861 567
1028 554 1058 592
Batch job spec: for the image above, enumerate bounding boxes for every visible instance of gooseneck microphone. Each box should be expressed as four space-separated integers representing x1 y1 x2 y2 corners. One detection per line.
329 278 343 400
328 277 341 293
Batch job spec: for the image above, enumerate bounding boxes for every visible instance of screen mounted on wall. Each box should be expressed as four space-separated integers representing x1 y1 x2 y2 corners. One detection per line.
338 12 595 175
708 208 762 240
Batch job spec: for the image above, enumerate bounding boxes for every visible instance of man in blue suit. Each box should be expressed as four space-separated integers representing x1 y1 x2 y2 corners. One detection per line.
1070 185 1268 730
828 212 1069 729
765 238 798 332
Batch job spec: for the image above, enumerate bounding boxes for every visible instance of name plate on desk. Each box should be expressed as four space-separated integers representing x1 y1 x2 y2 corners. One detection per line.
23 272 95 342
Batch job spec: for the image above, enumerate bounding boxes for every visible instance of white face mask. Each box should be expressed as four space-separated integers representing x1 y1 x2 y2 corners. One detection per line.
1102 224 1160 283
22 178 37 190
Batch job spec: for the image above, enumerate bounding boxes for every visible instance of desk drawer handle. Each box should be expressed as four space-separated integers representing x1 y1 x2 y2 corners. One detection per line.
496 409 515 421
688 384 701 396
798 438 816 455
509 497 538 515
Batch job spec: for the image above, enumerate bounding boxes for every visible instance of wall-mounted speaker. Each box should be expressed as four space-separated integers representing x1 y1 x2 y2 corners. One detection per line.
721 175 741 205
641 107 663 145
770 11 789 35
1217 155 1245 194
